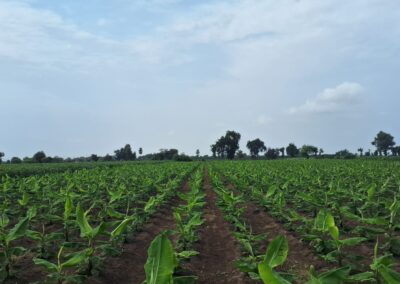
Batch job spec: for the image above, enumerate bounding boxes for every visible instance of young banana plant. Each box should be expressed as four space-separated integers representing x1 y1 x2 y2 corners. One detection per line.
306 266 351 284
75 203 106 275
348 239 400 284
75 203 134 275
314 210 366 265
257 235 291 284
143 232 197 284
33 246 88 284
0 215 30 282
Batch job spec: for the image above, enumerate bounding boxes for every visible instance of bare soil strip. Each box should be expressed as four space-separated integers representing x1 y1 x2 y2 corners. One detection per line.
88 180 190 284
183 169 250 284
243 202 327 279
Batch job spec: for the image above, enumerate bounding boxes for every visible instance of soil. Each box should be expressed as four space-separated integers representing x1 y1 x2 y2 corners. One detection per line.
221 180 330 283
242 202 328 280
87 180 191 284
182 169 250 284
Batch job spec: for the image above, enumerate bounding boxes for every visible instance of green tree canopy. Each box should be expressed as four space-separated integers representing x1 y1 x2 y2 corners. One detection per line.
300 145 318 158
10 157 22 164
115 144 136 161
371 131 395 156
286 143 299 158
211 130 241 159
32 151 46 163
246 138 267 158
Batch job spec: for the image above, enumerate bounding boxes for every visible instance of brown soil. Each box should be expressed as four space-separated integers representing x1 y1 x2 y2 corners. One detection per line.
183 169 250 284
221 179 330 283
87 180 190 284
242 202 328 280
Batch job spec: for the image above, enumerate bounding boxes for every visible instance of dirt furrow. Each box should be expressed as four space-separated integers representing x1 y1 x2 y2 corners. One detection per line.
87 180 190 284
183 169 249 284
243 202 327 280
220 179 330 282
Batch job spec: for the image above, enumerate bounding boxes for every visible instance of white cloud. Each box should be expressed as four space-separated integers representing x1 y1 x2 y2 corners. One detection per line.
289 82 364 114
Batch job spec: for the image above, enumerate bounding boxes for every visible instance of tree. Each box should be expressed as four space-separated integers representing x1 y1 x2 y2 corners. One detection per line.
210 144 217 158
90 154 99 162
236 150 247 159
103 154 113 161
10 157 21 164
300 145 318 158
286 143 299 158
32 151 46 163
0 152 4 163
372 131 395 156
335 149 356 159
139 147 143 156
211 136 228 158
319 148 324 156
392 146 400 156
265 148 279 159
357 148 364 156
246 138 266 158
279 147 285 157
154 149 178 160
196 149 200 158
115 144 136 161
211 130 241 159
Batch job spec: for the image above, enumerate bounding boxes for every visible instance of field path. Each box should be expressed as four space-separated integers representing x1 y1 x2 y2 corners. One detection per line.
183 168 250 283
87 179 190 284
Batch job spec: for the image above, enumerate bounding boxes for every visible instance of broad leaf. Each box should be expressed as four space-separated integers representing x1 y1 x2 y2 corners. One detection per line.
6 216 29 244
111 217 133 239
144 233 177 284
339 237 366 246
76 203 93 237
264 235 288 268
258 262 291 284
61 250 89 268
33 258 58 273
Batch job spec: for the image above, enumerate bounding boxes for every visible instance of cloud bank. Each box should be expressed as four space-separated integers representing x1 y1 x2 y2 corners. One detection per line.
289 82 364 114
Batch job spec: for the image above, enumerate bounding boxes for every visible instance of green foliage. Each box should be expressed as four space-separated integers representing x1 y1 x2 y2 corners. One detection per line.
144 232 197 284
258 235 291 284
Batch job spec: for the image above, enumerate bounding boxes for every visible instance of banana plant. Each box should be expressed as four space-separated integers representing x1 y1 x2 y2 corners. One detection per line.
33 246 88 284
306 266 351 284
0 215 29 282
75 203 106 275
26 223 64 258
63 194 74 241
173 211 204 250
143 232 197 284
348 239 400 284
257 235 291 284
314 210 366 265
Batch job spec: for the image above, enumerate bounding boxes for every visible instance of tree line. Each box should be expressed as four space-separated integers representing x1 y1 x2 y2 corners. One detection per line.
210 130 400 160
0 130 398 164
0 144 195 164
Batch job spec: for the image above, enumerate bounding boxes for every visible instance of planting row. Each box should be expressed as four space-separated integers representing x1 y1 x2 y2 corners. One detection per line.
0 162 196 283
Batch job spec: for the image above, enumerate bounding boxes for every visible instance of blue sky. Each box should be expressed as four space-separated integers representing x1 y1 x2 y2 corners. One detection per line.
1 0 399 158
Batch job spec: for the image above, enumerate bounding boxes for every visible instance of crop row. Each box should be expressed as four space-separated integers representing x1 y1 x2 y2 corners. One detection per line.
211 160 400 283
0 163 196 283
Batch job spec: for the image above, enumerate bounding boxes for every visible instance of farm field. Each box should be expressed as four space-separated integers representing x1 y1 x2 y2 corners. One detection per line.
1 160 399 284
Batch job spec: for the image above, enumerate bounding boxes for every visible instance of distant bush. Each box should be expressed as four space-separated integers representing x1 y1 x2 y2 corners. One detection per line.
335 149 356 159
174 154 193 162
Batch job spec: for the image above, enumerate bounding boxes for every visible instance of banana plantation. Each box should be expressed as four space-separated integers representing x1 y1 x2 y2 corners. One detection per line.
0 160 399 283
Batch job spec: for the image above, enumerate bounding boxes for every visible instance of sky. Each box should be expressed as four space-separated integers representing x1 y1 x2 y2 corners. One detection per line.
1 0 399 159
